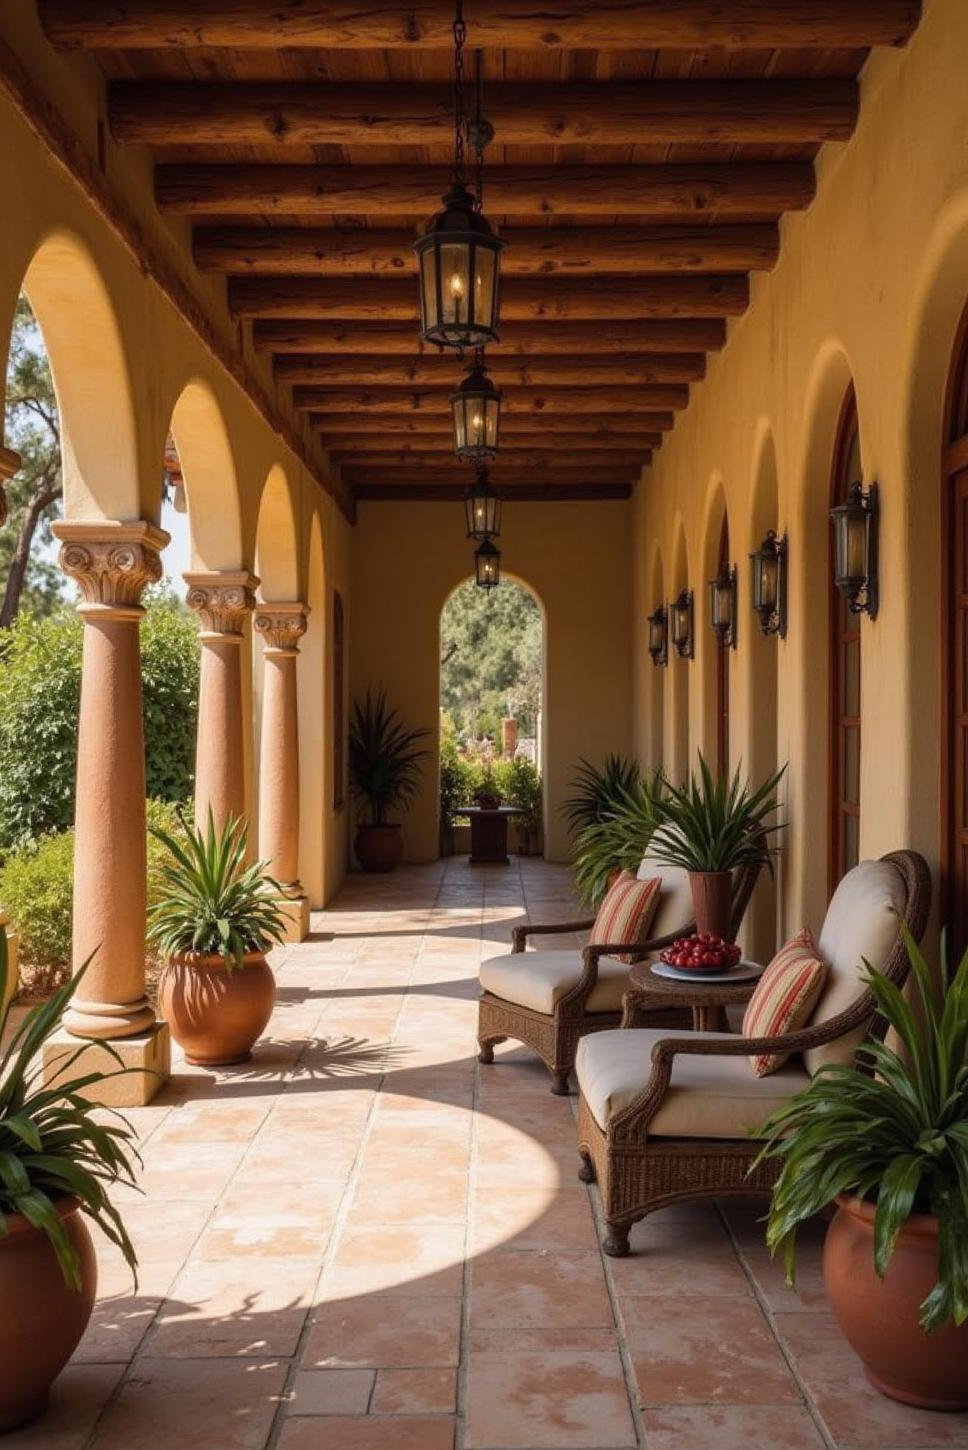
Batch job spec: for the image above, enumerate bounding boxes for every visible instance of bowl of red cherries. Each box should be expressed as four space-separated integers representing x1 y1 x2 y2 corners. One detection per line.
659 932 742 973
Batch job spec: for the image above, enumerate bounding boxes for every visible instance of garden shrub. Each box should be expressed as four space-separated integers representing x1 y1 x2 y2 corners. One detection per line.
494 756 543 853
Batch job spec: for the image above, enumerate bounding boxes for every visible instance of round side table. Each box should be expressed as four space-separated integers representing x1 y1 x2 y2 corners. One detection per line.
626 960 762 1033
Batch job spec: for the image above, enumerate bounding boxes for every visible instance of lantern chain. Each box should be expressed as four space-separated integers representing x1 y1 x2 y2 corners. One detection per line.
453 0 467 187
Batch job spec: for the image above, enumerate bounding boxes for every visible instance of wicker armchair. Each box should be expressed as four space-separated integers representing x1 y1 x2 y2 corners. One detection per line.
477 855 761 1095
574 850 931 1256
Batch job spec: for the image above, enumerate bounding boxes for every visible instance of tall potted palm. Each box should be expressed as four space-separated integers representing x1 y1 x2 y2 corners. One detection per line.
647 756 785 940
148 811 288 1065
349 688 430 872
572 773 667 908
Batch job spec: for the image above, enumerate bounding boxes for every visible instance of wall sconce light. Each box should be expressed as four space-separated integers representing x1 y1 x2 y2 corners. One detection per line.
709 564 738 650
830 480 879 619
749 530 788 638
670 589 695 660
647 605 668 666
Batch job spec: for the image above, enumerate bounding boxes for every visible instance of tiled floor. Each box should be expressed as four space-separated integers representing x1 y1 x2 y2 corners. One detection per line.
12 857 968 1449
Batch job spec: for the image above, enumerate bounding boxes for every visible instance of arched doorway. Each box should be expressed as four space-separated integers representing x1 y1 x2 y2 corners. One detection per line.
828 384 863 892
942 302 968 953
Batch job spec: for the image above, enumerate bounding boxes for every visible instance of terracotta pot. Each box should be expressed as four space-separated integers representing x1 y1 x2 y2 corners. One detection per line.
160 952 276 1066
824 1195 968 1409
354 823 404 873
0 1198 97 1431
688 870 733 940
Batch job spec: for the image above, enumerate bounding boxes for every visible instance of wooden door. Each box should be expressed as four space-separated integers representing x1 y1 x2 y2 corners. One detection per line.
716 512 730 778
829 386 862 892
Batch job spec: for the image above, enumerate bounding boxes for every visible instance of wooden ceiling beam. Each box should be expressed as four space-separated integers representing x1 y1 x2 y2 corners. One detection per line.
333 450 651 471
344 467 639 488
299 386 686 414
195 224 778 277
41 1 920 51
230 275 749 321
355 484 633 503
110 80 858 148
311 411 675 434
253 319 728 356
276 354 705 387
321 432 664 453
159 162 815 220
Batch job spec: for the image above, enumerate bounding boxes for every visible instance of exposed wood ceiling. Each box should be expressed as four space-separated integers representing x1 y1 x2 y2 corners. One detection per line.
37 0 922 503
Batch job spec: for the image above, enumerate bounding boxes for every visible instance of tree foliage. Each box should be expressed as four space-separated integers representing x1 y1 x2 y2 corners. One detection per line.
440 578 542 742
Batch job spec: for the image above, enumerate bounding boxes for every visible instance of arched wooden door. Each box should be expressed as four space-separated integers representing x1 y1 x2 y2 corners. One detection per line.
716 512 730 778
829 386 862 892
942 305 968 954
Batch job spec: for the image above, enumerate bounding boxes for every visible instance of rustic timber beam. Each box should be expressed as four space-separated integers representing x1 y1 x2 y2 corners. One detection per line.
333 450 652 472
321 432 664 453
355 484 633 503
158 161 816 219
40 0 921 51
299 387 686 415
195 224 779 277
311 412 676 434
345 467 639 488
230 275 749 321
253 319 728 356
276 355 706 387
109 81 858 148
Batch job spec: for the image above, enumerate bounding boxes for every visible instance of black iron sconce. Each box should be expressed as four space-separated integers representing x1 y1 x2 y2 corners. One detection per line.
647 605 668 666
709 564 738 650
830 480 879 619
670 589 695 660
749 530 788 638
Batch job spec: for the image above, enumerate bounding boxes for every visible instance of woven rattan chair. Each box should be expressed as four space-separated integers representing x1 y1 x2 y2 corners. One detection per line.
477 854 761 1094
574 850 931 1256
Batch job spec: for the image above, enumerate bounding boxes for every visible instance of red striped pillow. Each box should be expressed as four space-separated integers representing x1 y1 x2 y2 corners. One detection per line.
589 871 662 965
743 927 829 1076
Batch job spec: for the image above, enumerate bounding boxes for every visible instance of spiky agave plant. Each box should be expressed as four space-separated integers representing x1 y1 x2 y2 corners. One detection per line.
572 773 668 909
647 754 786 875
0 932 139 1290
561 754 642 838
348 688 430 826
754 925 968 1332
147 810 288 971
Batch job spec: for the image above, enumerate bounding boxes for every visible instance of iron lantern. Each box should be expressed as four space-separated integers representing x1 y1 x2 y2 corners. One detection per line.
451 358 501 461
647 605 668 667
670 589 695 660
709 564 738 649
749 530 788 638
474 536 501 590
831 480 879 618
464 469 502 541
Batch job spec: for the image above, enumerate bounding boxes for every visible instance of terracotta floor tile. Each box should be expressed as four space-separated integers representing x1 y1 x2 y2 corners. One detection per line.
1 1365 123 1450
627 1296 801 1406
145 1258 317 1357
87 1358 287 1450
470 1187 600 1254
197 1180 343 1258
350 1169 468 1225
608 1222 750 1299
302 1295 461 1368
469 1249 613 1329
464 1349 636 1448
642 1405 828 1449
147 1103 271 1145
287 1368 375 1415
371 1367 457 1414
276 1416 455 1450
321 1224 466 1299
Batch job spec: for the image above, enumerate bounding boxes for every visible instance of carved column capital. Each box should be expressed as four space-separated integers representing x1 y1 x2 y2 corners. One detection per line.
53 520 169 616
184 571 259 637
254 601 309 655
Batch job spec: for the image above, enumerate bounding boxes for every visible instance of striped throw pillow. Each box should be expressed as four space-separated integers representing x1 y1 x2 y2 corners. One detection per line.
589 871 662 965
743 927 829 1077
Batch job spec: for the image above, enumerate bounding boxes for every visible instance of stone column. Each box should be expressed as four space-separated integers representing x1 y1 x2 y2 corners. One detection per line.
184 571 258 833
43 521 171 1106
254 602 309 942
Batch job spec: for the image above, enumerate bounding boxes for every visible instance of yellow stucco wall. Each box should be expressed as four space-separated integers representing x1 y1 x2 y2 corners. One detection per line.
631 0 968 951
351 501 634 864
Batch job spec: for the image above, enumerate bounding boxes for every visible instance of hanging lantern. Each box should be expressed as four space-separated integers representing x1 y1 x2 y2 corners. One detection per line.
709 564 738 649
831 480 879 618
647 606 668 667
474 536 501 590
670 590 695 660
749 529 788 638
451 356 501 461
464 468 502 541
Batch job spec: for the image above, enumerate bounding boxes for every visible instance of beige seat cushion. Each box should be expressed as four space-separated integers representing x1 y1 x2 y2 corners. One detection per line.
479 949 632 1015
576 1027 810 1137
804 858 907 1075
637 853 693 940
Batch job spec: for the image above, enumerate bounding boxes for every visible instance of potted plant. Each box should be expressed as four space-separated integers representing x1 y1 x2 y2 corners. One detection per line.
0 933 138 1430
495 756 543 856
754 927 968 1409
561 753 642 839
148 811 288 1065
572 772 667 908
647 755 785 940
349 689 430 873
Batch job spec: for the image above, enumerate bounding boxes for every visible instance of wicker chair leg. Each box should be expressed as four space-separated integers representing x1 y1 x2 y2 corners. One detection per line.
477 1036 505 1064
578 1152 596 1184
603 1221 632 1257
550 1069 571 1096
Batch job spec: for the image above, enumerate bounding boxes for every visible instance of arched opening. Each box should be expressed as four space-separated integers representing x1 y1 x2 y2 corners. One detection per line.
167 379 244 574
438 574 545 860
746 430 780 960
828 384 863 892
667 522 689 786
942 301 968 953
699 480 729 777
299 512 327 906
647 545 665 771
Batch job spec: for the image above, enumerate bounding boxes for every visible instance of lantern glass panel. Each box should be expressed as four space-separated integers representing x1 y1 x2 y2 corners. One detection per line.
465 483 501 541
753 548 778 615
419 247 438 335
440 241 471 330
709 575 733 633
475 245 496 335
475 539 501 589
833 500 867 585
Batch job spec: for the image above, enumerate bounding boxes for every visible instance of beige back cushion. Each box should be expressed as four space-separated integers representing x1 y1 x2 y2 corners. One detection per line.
803 858 907 1075
636 852 692 940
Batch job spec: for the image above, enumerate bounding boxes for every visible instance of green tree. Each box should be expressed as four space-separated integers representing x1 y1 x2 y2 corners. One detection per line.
440 579 542 742
1 295 64 627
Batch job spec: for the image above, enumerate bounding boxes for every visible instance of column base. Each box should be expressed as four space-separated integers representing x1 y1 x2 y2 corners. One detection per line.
42 1022 171 1107
1 919 19 1020
277 893 310 943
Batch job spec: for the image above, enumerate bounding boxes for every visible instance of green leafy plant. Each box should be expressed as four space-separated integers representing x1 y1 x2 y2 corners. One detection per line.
573 773 667 908
147 811 288 971
754 926 968 1332
561 754 642 838
494 756 543 852
349 688 430 826
439 739 481 835
0 932 139 1290
647 755 786 874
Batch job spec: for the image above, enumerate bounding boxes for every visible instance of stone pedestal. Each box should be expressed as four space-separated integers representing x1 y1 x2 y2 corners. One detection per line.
42 1024 170 1107
184 571 258 832
254 602 309 941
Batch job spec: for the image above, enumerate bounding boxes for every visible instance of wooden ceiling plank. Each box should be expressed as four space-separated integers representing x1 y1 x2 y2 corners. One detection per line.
321 431 664 451
335 449 651 469
252 318 728 354
298 386 687 413
275 353 706 385
355 484 634 502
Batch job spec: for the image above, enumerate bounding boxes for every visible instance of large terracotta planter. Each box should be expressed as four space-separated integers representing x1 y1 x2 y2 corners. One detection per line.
824 1195 968 1409
0 1198 97 1431
688 870 733 940
160 952 275 1066
355 823 404 873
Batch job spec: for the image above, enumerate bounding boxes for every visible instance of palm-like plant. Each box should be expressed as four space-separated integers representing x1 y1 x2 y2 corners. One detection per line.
349 688 430 825
0 933 138 1289
147 811 288 971
647 755 786 874
573 774 667 908
561 754 642 838
754 926 968 1331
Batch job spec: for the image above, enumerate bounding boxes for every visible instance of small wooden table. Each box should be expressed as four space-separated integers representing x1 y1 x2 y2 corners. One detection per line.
626 959 763 1033
462 806 526 864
